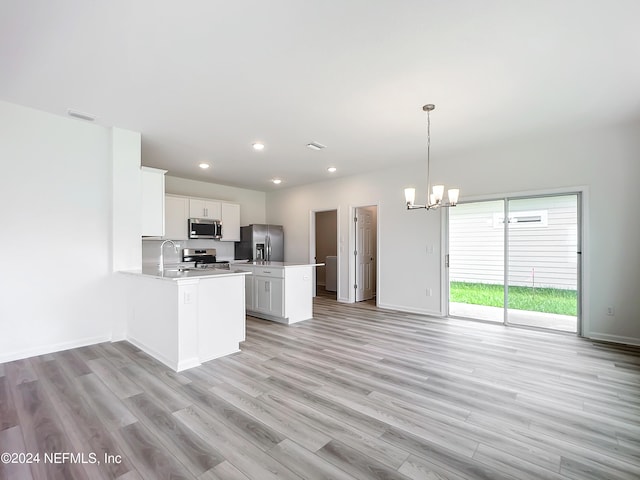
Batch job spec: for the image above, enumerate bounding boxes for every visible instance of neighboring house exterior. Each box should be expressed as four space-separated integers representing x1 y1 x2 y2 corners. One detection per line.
449 196 578 290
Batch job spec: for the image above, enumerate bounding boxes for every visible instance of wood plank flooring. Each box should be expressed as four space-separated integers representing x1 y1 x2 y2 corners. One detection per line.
1 296 639 479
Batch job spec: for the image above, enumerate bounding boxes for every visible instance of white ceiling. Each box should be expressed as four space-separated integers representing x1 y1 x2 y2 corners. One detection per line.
2 1 640 191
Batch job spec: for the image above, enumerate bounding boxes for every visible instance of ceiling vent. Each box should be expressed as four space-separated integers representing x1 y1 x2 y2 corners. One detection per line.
67 109 96 121
306 141 326 151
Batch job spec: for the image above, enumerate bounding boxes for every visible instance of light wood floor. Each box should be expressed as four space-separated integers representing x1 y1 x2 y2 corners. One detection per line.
1 297 640 479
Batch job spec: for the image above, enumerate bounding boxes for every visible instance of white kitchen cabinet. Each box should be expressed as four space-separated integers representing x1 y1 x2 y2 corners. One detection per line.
164 194 189 240
189 198 221 220
244 272 254 310
254 276 284 317
236 262 320 324
165 195 240 241
121 270 248 372
141 166 167 237
221 202 241 241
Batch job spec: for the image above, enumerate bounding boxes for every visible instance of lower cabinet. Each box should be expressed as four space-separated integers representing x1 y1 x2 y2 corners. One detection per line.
254 276 284 317
244 271 254 310
235 264 315 324
122 272 247 372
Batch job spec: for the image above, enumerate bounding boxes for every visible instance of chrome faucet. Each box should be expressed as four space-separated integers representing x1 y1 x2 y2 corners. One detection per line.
159 240 178 271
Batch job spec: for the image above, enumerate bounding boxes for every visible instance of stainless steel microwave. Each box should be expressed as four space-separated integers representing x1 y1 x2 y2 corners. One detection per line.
188 218 222 239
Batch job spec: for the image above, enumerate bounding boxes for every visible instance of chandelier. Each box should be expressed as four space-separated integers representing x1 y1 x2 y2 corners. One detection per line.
404 104 459 210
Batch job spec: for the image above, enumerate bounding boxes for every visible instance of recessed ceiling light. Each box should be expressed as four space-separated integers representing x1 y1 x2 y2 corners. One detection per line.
67 109 96 121
306 141 326 151
327 167 337 173
253 142 265 151
272 178 282 185
199 163 210 169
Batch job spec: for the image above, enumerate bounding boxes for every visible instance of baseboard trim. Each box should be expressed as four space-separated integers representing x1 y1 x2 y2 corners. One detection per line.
376 302 443 317
176 357 202 372
126 336 180 371
0 335 112 364
586 332 640 347
111 332 127 342
199 347 240 365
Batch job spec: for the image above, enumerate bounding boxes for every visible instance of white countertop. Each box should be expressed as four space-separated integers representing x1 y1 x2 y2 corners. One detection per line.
120 261 322 282
232 261 324 268
120 266 251 282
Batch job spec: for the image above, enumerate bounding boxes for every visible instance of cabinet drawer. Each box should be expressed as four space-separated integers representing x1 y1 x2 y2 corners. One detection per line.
233 266 254 274
254 267 284 278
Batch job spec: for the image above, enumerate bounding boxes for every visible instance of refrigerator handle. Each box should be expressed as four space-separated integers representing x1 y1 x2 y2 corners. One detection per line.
266 235 270 260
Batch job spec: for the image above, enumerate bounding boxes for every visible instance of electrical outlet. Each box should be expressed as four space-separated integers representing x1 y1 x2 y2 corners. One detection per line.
184 291 192 304
426 288 433 297
606 306 615 316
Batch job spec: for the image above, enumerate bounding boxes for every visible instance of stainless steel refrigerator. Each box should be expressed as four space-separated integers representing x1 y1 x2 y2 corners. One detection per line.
234 224 284 261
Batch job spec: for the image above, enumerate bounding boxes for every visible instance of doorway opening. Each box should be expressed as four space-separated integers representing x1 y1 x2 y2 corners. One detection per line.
447 193 581 333
313 209 338 300
354 205 378 303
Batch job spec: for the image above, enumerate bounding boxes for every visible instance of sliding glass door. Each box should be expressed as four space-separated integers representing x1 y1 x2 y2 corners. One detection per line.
448 193 580 333
506 195 579 332
448 200 505 323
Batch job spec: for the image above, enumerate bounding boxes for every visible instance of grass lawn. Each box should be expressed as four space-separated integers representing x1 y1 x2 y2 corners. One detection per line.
450 281 577 316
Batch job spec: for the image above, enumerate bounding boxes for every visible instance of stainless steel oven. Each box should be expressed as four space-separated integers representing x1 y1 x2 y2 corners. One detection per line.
182 248 230 269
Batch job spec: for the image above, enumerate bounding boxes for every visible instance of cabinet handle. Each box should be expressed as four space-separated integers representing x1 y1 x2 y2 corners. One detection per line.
263 271 271 274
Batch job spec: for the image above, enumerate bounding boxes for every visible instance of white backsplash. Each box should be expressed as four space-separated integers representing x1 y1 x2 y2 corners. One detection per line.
142 238 236 267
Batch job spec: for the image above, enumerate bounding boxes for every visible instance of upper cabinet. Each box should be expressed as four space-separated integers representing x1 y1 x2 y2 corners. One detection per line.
189 199 221 220
141 167 167 237
221 202 241 241
164 194 189 240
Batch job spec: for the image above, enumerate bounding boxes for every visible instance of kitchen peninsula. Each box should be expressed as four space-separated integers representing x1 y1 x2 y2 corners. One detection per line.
120 267 250 372
233 261 323 324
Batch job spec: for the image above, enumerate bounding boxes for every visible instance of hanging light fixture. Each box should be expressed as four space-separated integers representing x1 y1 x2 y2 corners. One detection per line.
404 104 459 210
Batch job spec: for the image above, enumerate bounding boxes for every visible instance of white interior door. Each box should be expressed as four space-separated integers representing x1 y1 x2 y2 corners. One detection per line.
355 207 374 302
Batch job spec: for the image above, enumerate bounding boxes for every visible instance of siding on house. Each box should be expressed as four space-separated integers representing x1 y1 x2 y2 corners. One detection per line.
449 196 578 290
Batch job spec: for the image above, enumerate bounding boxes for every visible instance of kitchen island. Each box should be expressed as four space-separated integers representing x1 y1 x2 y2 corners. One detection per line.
119 267 250 371
233 261 323 325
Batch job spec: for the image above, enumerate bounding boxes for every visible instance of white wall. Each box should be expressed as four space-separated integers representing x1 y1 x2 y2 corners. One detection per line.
0 101 130 361
165 176 266 226
267 167 441 309
111 128 143 341
112 128 142 271
266 119 640 345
